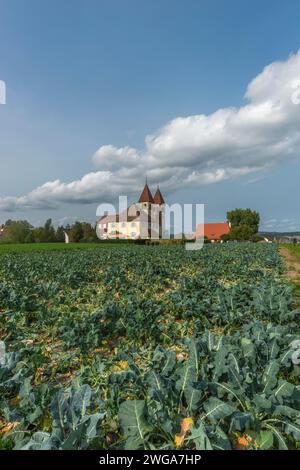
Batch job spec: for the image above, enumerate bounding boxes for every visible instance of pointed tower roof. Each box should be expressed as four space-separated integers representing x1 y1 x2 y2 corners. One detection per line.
153 186 165 205
138 182 154 203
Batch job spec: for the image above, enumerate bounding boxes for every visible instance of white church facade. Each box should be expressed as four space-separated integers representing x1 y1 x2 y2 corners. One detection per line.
97 183 165 240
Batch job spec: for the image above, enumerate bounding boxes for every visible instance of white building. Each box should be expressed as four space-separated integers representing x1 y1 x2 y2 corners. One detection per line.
97 183 165 240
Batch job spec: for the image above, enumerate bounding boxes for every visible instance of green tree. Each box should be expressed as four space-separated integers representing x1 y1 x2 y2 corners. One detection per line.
69 222 84 242
3 220 33 243
32 227 45 243
32 219 56 243
25 230 35 243
43 218 56 242
227 225 255 241
224 209 260 241
81 223 96 242
55 226 66 242
227 208 260 233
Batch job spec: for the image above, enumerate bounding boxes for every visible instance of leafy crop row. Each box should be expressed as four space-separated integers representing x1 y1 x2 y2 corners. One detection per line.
0 244 299 449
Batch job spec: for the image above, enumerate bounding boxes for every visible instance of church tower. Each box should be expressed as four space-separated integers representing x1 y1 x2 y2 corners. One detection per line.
137 181 154 238
153 185 165 205
153 185 165 239
138 180 154 211
137 181 166 239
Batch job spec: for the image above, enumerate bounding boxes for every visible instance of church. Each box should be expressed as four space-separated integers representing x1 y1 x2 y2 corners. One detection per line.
97 182 165 240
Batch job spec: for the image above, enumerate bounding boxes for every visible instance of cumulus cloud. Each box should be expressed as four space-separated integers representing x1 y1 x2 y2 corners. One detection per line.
2 50 300 211
0 172 113 211
92 145 140 170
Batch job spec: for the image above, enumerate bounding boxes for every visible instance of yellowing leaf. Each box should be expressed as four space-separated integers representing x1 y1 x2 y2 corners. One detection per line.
174 434 185 447
174 417 194 448
34 367 44 384
236 434 252 450
181 417 194 433
112 360 129 372
0 421 20 435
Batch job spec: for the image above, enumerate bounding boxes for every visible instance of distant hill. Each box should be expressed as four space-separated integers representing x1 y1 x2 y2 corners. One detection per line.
259 232 300 237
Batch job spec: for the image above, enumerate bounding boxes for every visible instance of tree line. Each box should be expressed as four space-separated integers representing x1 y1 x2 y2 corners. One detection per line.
0 208 261 244
0 219 98 244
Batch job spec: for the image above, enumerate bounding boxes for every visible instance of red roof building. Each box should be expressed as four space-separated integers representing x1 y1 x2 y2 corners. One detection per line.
195 222 231 241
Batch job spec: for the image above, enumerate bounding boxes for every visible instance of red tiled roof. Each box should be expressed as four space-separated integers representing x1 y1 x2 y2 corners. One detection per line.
138 183 154 203
195 222 231 240
153 186 165 205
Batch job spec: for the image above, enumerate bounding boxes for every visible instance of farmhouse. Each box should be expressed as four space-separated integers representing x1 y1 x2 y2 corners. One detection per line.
97 182 165 240
195 222 231 242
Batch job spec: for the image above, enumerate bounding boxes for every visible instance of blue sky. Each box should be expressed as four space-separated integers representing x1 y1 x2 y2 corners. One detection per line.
0 0 300 231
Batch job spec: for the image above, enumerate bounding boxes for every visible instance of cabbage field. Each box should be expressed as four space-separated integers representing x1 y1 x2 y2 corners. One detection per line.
0 244 300 450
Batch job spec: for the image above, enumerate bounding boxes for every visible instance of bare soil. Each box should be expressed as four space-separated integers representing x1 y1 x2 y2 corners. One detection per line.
280 247 300 281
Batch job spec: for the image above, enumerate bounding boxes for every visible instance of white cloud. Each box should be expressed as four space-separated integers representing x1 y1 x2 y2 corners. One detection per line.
261 218 300 232
92 145 140 170
2 50 300 211
0 172 114 211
